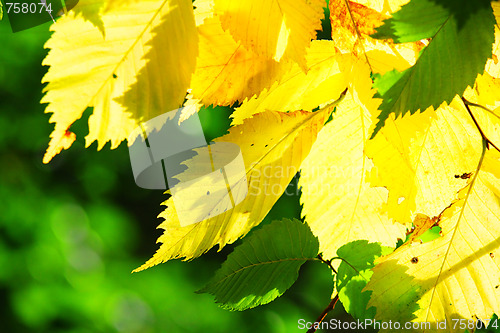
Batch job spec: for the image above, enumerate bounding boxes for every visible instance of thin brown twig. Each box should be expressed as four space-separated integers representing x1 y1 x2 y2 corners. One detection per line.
307 294 340 333
461 97 500 153
317 254 337 274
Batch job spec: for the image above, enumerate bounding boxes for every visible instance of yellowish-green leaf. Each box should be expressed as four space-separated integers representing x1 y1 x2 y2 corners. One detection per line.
134 99 344 271
214 0 324 69
365 146 500 331
299 61 406 260
42 0 197 163
231 40 347 125
190 14 289 106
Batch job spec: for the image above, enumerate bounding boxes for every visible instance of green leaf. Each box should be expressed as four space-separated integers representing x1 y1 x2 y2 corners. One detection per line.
198 218 319 311
335 240 392 320
370 0 495 137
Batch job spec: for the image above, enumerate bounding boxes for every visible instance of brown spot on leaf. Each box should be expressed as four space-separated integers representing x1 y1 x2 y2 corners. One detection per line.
411 257 418 264
454 172 472 179
409 214 440 243
492 54 498 65
329 0 387 53
490 253 495 258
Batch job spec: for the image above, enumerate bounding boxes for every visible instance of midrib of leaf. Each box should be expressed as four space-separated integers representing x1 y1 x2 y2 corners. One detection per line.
423 139 487 323
346 104 368 243
197 43 242 98
243 101 334 178
207 257 313 286
86 0 170 113
153 97 343 258
277 53 337 88
343 0 373 72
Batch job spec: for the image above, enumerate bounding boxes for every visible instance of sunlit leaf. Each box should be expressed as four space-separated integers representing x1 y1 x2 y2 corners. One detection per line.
299 61 406 260
42 0 198 162
329 0 421 73
364 89 500 327
214 0 324 69
336 240 392 320
134 97 344 270
366 98 484 224
231 40 347 125
198 218 319 310
190 14 289 106
370 0 496 137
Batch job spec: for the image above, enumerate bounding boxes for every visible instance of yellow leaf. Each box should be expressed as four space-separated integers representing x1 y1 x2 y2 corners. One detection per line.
42 0 197 163
230 36 421 127
464 73 500 149
465 73 500 111
231 40 347 125
190 15 289 106
134 99 345 271
366 99 483 224
193 0 214 25
299 61 406 260
329 0 422 74
330 0 387 54
486 1 500 78
213 0 324 69
329 0 408 52
44 129 77 164
103 0 139 12
365 148 500 330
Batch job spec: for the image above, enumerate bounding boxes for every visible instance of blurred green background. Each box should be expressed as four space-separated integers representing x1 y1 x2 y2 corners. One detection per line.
0 16 350 333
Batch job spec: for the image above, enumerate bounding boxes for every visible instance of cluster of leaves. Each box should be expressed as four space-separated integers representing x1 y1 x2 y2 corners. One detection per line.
33 0 500 330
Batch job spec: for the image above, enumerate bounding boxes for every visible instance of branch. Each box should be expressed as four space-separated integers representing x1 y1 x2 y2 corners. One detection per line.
307 294 339 333
461 97 500 153
317 254 337 274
